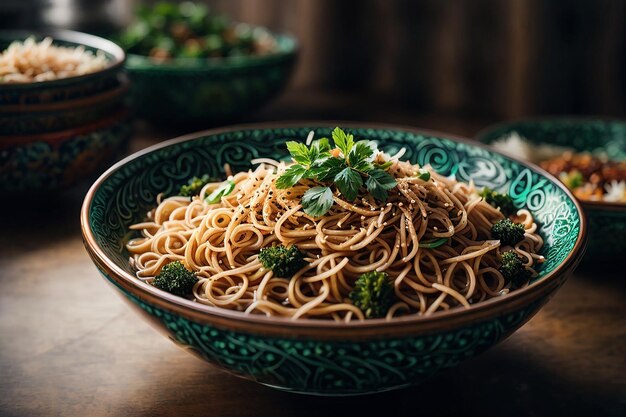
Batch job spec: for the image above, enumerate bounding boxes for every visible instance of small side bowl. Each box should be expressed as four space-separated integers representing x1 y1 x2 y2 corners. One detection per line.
476 118 626 261
0 108 132 191
0 29 126 106
81 123 586 395
124 33 298 126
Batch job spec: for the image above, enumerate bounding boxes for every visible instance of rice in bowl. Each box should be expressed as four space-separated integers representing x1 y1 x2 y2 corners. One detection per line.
0 36 108 83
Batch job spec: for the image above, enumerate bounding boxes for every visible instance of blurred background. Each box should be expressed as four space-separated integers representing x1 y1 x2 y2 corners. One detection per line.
2 0 624 124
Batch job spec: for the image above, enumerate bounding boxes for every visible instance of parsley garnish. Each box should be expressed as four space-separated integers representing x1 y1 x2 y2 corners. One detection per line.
276 127 398 217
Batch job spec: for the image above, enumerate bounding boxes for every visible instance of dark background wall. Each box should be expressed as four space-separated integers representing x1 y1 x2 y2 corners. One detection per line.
2 0 625 119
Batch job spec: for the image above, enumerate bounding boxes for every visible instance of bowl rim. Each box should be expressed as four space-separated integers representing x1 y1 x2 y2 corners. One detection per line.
0 78 129 114
0 29 126 89
81 121 587 338
474 116 626 211
124 32 299 71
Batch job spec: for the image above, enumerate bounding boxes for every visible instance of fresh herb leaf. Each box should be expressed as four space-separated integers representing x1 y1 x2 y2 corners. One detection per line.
374 160 393 170
205 179 235 204
332 126 354 156
286 141 311 165
301 186 334 217
334 167 363 201
420 237 448 249
416 169 430 181
275 164 307 189
316 157 347 181
348 141 375 168
366 169 397 202
312 137 331 154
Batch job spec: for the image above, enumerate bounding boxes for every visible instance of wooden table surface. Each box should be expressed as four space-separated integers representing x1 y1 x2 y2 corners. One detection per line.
1 91 625 417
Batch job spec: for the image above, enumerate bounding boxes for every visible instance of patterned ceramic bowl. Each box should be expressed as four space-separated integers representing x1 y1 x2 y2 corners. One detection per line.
81 123 586 396
476 118 626 261
0 30 126 107
0 108 132 191
0 80 129 135
124 34 297 126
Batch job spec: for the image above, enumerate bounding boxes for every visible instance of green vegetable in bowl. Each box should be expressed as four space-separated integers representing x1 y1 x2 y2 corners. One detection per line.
205 179 235 204
275 127 398 217
480 187 516 216
152 261 198 296
349 271 395 319
258 245 306 278
491 219 525 245
499 250 530 288
179 174 212 196
119 1 276 59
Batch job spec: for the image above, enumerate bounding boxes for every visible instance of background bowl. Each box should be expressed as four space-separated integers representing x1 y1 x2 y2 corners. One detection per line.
0 80 129 135
0 108 132 191
81 123 586 395
0 29 126 107
124 34 298 126
0 29 130 190
476 118 626 261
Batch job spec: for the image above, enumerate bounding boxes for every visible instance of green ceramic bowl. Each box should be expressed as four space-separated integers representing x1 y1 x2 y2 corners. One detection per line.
0 109 132 191
81 123 586 395
476 118 626 261
124 34 297 125
0 30 126 107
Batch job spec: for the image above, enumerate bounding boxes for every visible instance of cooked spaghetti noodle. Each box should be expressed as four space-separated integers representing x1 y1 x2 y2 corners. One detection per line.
127 153 544 321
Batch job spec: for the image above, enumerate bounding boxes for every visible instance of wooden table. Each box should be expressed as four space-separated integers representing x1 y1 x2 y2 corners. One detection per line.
1 91 625 417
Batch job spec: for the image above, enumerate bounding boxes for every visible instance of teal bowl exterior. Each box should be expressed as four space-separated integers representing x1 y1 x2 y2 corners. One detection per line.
81 124 586 395
0 30 126 107
124 35 297 125
0 109 132 191
476 118 626 261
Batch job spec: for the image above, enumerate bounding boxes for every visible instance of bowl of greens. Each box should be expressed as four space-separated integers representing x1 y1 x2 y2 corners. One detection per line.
118 2 298 126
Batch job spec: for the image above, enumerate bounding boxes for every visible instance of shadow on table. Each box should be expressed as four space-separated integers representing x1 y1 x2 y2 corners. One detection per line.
113 343 625 417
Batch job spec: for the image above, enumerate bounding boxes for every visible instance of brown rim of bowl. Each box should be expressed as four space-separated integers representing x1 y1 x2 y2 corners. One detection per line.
81 121 588 339
0 107 129 146
0 29 125 89
475 116 626 212
0 78 129 113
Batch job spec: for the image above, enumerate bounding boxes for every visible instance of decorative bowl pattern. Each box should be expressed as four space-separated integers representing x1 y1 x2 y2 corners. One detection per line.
0 81 129 135
476 118 626 261
0 30 126 107
81 124 586 395
124 35 297 125
0 109 132 191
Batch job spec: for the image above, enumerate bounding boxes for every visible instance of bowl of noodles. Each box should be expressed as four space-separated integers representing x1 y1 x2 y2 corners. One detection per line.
81 123 586 395
476 118 626 261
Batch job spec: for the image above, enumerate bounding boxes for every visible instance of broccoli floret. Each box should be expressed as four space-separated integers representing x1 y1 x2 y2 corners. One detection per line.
480 187 516 216
152 261 198 296
491 219 525 245
179 175 212 197
499 250 531 288
258 245 306 278
349 271 394 319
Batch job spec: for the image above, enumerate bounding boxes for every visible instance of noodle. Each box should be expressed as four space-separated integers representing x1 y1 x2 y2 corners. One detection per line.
127 155 543 321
